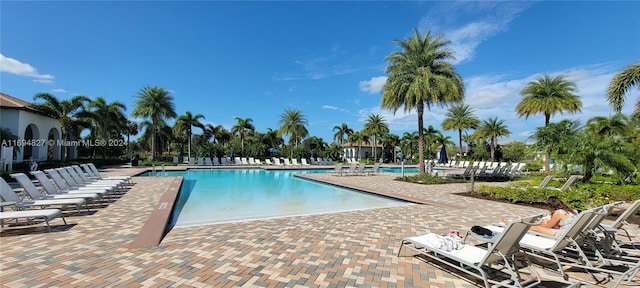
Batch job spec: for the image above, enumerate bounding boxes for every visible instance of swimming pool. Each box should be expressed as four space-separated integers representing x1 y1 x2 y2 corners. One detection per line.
159 169 409 227
379 167 420 173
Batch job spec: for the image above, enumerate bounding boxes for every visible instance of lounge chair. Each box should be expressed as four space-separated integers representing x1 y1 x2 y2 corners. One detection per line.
241 157 249 165
57 168 119 192
197 157 204 165
30 171 103 201
283 158 291 166
73 165 125 187
11 173 99 203
172 156 179 166
343 163 358 176
205 157 213 166
264 159 273 165
398 219 542 288
597 199 640 251
273 158 283 166
291 159 300 166
485 206 639 286
301 159 310 166
0 178 86 214
367 163 380 176
248 157 256 165
45 169 113 194
212 157 220 165
547 175 582 192
69 166 124 190
234 157 242 165
254 159 262 165
330 163 344 176
188 157 195 165
0 207 67 232
536 175 554 189
85 163 132 184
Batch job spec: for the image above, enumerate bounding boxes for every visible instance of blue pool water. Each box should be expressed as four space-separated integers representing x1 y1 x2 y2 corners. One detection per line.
154 169 408 227
379 167 420 173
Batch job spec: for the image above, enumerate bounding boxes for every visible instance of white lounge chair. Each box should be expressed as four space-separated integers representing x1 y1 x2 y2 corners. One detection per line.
283 158 291 166
188 157 195 165
212 157 220 165
241 157 249 165
291 159 300 166
205 157 213 166
0 208 67 232
399 219 541 288
57 168 119 192
597 199 640 251
172 156 179 165
11 173 99 203
85 163 132 184
69 166 124 190
45 169 111 195
301 159 310 166
248 157 256 165
30 171 103 201
0 178 86 214
197 157 204 166
485 206 639 286
264 159 273 165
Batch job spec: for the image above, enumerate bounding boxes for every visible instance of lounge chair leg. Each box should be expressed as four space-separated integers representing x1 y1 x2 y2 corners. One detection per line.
43 217 51 232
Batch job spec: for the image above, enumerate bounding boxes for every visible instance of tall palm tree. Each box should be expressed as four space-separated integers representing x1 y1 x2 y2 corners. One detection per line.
277 109 309 159
477 117 511 162
84 96 127 142
607 62 640 117
347 131 369 161
231 117 254 157
174 111 205 159
262 128 284 151
381 28 464 174
333 123 353 161
380 132 400 163
363 114 389 163
400 131 418 161
442 103 480 159
516 74 582 172
32 93 91 161
131 86 176 160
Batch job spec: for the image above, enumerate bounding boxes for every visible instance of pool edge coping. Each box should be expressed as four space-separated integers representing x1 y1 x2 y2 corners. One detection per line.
129 176 183 249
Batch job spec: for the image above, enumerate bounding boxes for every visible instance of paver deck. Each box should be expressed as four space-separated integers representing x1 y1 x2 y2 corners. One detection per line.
1 165 638 287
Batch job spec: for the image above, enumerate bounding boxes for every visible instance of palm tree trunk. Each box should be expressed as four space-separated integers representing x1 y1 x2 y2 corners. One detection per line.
151 126 156 161
372 136 377 163
188 126 192 160
458 129 463 160
417 101 425 174
491 138 496 162
544 113 551 173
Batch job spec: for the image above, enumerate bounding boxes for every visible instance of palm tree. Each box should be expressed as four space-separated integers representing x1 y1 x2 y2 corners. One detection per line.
433 132 454 164
347 131 369 161
363 114 389 163
423 125 440 160
567 130 636 183
442 103 480 159
607 62 640 117
333 123 353 148
531 119 581 161
400 131 418 161
516 74 582 172
231 117 254 157
262 128 284 151
477 117 511 162
32 93 91 161
83 97 128 158
174 111 205 159
586 114 631 139
380 133 400 163
277 109 309 159
124 121 138 158
131 86 177 160
381 28 464 174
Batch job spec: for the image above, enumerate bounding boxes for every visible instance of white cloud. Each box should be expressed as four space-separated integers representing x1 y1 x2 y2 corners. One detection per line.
359 76 387 94
322 105 339 110
0 53 54 84
51 88 67 93
419 1 530 64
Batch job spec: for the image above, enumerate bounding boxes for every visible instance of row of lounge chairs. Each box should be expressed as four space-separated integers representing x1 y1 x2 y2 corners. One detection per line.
437 160 526 171
331 163 380 176
399 200 640 287
447 164 527 181
173 156 335 166
0 163 132 233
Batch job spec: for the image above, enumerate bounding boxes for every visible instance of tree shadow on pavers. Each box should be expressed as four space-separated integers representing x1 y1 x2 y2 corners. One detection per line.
0 223 77 237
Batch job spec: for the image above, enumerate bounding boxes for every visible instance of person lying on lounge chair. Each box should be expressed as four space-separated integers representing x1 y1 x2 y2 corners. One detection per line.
501 196 577 237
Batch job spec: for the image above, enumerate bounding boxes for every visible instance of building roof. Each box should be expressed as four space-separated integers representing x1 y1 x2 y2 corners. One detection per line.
0 92 34 109
0 92 55 118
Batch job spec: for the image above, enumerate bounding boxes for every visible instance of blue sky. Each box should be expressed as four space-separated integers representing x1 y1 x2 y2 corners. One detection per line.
2 1 639 145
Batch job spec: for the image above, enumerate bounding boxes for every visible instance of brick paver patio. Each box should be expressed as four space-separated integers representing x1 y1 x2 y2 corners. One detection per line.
1 165 638 287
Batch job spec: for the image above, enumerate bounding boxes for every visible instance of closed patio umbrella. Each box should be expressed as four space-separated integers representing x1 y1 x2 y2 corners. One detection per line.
438 145 448 164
